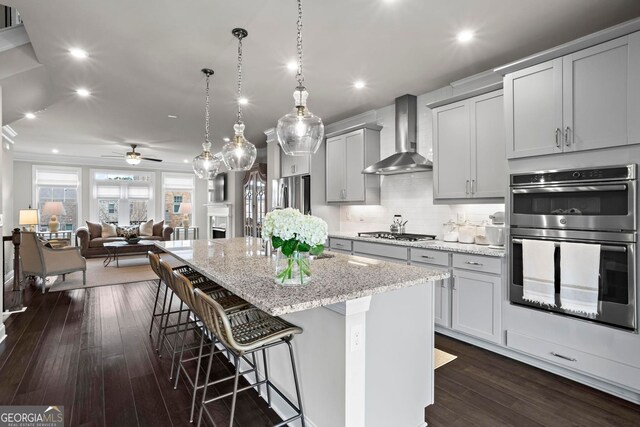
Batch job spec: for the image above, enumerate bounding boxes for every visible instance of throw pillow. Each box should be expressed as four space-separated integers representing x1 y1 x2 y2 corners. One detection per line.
116 225 139 238
152 220 165 237
101 222 117 238
139 219 154 237
86 220 102 238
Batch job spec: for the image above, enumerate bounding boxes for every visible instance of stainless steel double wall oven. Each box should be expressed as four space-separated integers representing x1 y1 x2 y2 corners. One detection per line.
509 164 637 330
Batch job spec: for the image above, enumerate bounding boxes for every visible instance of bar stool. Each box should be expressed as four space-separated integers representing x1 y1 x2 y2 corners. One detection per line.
194 288 306 427
171 271 251 422
156 259 221 376
148 252 200 350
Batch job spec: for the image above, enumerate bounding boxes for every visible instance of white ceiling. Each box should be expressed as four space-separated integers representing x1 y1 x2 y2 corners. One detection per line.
4 0 640 166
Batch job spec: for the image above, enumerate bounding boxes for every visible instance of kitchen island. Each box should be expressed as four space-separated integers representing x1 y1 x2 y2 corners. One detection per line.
156 238 448 427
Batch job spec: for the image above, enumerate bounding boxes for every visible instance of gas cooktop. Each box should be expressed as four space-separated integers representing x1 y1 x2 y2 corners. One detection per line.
357 232 437 242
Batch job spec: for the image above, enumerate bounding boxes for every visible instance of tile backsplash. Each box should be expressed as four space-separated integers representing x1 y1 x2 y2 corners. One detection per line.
339 173 504 239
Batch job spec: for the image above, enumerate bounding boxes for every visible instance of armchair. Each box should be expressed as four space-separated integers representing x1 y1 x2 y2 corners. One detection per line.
21 232 86 293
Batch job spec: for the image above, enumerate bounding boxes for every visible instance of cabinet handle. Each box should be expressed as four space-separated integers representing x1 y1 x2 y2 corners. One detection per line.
471 179 476 194
551 352 577 362
334 243 344 247
465 180 470 195
421 255 435 260
555 128 561 148
564 126 571 147
441 280 447 289
341 189 346 199
292 164 296 174
451 276 456 290
465 261 483 266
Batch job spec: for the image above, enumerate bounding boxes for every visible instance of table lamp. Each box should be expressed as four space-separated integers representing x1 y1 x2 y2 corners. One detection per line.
42 201 66 233
19 209 39 232
177 202 192 228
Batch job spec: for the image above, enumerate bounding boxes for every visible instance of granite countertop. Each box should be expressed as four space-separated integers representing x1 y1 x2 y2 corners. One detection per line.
329 233 506 258
156 238 449 316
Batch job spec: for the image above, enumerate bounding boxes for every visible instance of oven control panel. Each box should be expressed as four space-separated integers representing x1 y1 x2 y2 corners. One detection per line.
511 165 635 186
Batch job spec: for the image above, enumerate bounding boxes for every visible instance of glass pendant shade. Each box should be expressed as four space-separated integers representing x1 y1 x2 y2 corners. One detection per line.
221 122 257 171
193 142 222 179
125 154 141 165
277 87 324 156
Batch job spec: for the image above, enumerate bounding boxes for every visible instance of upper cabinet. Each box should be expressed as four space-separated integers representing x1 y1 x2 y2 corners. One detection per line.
505 32 640 158
433 90 506 200
325 125 381 204
280 152 310 177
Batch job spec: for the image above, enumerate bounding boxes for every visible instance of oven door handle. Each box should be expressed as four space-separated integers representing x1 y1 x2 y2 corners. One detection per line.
511 238 627 253
511 184 627 194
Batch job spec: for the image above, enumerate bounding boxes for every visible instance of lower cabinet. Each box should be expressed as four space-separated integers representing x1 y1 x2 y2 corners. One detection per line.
451 269 502 344
433 276 451 328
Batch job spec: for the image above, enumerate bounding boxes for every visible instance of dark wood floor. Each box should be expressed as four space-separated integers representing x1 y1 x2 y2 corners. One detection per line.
430 334 640 426
0 280 281 426
2 280 639 426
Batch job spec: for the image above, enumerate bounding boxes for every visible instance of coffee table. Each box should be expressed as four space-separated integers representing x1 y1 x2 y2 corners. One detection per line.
103 240 158 267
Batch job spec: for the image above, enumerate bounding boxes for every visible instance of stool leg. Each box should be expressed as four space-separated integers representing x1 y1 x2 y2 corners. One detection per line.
251 352 261 397
169 301 185 380
154 283 169 347
287 340 305 426
229 354 241 427
261 348 272 407
186 332 206 422
149 279 163 335
172 309 192 384
158 290 175 356
197 343 216 427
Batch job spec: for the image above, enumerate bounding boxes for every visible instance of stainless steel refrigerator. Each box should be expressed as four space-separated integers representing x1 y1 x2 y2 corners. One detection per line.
272 175 311 214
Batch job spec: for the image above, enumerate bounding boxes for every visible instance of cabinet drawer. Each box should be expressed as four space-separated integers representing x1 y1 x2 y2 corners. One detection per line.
507 330 640 392
353 241 408 261
410 248 450 267
329 238 352 252
452 253 501 275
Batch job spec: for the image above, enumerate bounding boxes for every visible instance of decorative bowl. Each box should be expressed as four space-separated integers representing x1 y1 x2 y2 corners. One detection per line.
126 237 141 244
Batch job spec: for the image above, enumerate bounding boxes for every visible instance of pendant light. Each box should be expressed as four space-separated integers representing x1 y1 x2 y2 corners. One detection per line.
276 0 324 156
193 68 223 179
221 28 257 171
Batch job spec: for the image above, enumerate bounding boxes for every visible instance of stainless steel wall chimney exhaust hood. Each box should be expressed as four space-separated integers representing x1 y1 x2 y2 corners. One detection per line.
362 94 432 175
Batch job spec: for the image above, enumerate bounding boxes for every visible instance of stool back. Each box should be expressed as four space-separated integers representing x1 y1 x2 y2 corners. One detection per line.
148 251 162 279
172 271 199 314
157 258 176 292
193 288 237 351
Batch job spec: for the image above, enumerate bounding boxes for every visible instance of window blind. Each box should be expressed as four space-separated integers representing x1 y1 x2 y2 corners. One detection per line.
163 173 194 190
35 168 81 187
96 185 121 198
128 186 151 199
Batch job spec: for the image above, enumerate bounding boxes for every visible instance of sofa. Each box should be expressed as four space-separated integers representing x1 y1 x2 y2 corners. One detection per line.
76 221 173 258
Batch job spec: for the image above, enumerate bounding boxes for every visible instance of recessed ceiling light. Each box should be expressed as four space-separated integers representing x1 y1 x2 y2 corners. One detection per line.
223 137 231 142
52 148 59 154
238 97 249 105
183 159 189 163
287 61 297 71
25 112 36 119
354 80 366 89
457 30 474 43
76 88 91 97
69 48 88 59
168 114 178 119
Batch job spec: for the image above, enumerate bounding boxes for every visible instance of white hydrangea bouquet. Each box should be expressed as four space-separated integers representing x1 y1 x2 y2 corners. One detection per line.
262 208 328 285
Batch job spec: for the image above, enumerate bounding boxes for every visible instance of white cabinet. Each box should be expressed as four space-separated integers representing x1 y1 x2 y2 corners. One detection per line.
433 90 506 200
451 269 502 344
325 125 381 204
281 152 310 177
505 32 640 158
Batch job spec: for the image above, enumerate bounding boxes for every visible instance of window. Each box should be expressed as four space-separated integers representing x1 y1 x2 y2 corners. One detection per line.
163 173 195 228
33 166 82 231
90 170 155 225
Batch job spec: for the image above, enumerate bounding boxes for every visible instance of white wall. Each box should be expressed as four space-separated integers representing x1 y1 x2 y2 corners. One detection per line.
2 140 13 279
337 91 504 237
0 85 5 338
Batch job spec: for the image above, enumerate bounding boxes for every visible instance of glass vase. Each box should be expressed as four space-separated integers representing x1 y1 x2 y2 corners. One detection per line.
275 250 312 286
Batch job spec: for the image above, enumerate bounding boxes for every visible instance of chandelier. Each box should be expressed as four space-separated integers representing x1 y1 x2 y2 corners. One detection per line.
276 0 324 156
221 28 257 171
193 68 223 179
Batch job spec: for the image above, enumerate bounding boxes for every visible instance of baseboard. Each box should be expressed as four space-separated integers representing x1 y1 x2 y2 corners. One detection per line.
0 324 6 344
435 327 640 404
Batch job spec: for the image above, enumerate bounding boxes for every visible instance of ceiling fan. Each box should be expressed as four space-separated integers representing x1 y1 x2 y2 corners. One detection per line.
101 144 163 165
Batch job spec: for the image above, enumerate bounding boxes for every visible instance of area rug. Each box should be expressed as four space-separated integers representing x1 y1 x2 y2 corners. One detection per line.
46 253 183 292
434 348 457 369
